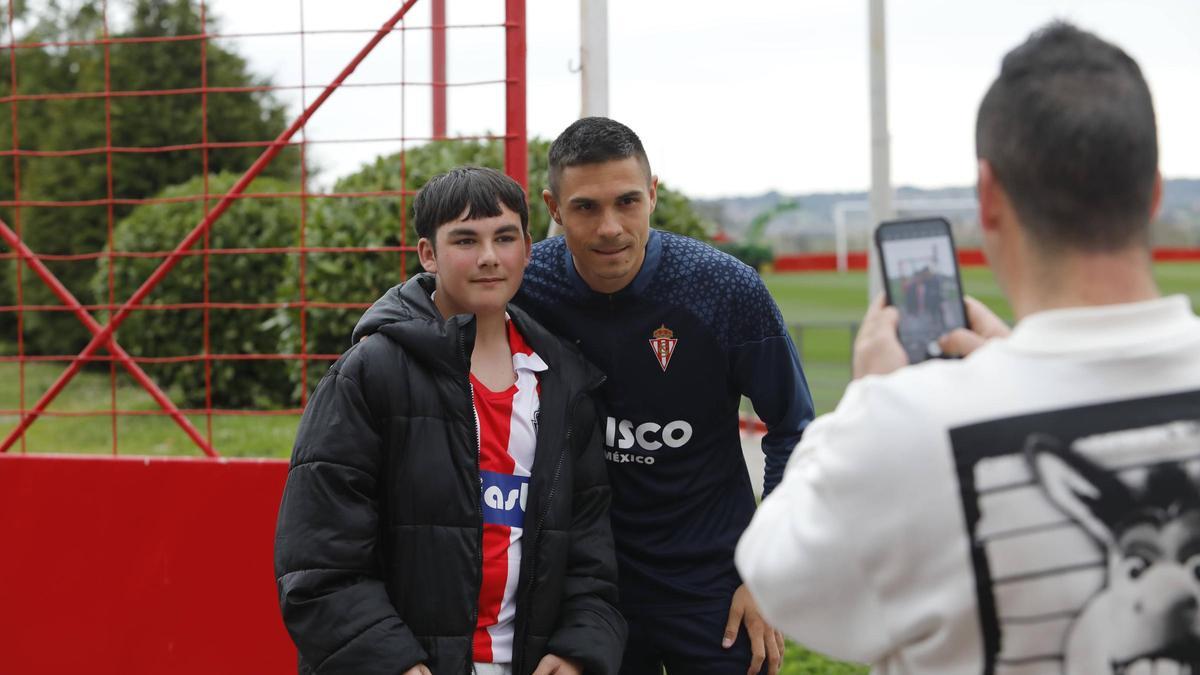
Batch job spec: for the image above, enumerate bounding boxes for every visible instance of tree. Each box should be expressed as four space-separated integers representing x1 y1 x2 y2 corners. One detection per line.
0 0 298 357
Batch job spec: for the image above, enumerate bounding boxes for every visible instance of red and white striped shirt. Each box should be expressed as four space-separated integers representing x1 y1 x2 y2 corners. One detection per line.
471 319 547 664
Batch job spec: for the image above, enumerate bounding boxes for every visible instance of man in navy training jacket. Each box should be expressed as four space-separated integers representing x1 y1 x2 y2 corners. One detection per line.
515 117 815 675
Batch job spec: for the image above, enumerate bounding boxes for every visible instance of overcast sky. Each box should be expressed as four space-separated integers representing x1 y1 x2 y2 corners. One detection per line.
206 0 1200 199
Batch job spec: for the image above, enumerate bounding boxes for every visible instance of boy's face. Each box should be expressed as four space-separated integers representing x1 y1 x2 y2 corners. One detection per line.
543 156 657 295
417 203 531 320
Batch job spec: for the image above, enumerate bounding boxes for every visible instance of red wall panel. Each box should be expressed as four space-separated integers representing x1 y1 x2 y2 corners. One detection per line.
773 249 985 272
0 454 294 674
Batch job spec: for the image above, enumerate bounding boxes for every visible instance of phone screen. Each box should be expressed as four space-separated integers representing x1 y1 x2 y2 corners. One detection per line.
877 219 967 363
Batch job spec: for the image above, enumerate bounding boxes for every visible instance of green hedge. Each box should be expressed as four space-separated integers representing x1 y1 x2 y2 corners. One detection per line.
88 140 715 408
717 241 775 271
94 173 300 408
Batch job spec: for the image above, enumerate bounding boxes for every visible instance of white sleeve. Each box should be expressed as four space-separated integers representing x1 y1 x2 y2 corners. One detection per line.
736 379 891 662
736 374 979 667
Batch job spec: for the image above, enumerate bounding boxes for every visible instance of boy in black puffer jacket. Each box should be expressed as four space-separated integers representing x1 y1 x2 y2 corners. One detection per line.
275 167 625 675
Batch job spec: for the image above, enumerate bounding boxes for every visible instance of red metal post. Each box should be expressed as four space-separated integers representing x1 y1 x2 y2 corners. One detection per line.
0 0 423 454
505 0 527 191
200 0 214 443
431 0 447 139
102 0 118 454
298 0 311 407
7 0 26 453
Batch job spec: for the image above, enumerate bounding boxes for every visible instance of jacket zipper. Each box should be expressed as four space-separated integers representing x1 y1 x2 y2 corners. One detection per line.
514 381 598 672
462 328 483 675
504 325 607 671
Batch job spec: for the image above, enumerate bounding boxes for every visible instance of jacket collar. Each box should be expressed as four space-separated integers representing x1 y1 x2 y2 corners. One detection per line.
1003 295 1197 356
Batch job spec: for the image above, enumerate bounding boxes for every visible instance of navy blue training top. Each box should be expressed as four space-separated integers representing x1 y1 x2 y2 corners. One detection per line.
514 230 815 614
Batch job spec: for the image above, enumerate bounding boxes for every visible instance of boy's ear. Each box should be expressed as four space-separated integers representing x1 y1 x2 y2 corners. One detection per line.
417 237 437 274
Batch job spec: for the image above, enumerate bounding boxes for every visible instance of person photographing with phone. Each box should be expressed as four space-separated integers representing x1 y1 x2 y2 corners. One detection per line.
737 21 1200 674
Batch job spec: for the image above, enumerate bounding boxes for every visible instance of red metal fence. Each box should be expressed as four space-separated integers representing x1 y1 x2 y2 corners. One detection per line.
0 2 526 671
0 0 527 457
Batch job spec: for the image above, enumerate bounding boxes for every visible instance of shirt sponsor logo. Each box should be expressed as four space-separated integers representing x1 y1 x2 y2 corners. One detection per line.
648 324 678 372
480 470 529 528
605 451 655 465
605 416 693 451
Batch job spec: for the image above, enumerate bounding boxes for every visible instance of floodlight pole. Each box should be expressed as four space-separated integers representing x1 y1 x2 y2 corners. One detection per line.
580 0 609 117
547 0 607 238
867 0 893 300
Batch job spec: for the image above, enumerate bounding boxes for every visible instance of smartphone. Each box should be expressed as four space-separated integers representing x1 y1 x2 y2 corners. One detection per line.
874 217 968 363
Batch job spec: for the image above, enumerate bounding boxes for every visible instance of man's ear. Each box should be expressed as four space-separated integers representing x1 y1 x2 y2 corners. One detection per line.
1150 170 1163 221
977 160 1003 236
648 175 659 215
542 189 561 225
417 237 437 274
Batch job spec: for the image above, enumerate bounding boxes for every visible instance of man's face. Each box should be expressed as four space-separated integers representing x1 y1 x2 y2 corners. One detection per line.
544 157 657 294
417 204 531 320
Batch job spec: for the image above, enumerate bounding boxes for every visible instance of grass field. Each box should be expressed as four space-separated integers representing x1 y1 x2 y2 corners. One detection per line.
772 262 1200 414
0 363 299 457
10 262 1200 452
769 265 1014 414
5 262 1200 673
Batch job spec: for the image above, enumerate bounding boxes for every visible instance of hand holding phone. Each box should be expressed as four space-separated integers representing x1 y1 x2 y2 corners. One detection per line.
874 217 968 363
937 296 1012 357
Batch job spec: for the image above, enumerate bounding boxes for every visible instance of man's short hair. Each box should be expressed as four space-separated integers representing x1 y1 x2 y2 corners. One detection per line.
547 117 652 195
976 21 1158 252
413 166 529 243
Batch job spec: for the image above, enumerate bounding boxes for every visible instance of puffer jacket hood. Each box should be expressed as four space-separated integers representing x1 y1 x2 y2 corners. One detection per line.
351 273 472 377
352 273 438 344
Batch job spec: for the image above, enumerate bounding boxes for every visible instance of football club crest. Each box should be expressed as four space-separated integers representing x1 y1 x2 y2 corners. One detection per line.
648 324 678 372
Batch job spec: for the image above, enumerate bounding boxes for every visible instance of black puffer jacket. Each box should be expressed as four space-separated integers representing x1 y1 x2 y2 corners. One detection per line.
274 274 625 674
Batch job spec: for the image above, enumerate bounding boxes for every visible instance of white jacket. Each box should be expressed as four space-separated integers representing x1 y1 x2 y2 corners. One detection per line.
737 296 1200 674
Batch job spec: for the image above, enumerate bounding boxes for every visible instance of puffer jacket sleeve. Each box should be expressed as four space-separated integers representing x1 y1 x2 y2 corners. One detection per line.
274 347 428 674
544 394 628 674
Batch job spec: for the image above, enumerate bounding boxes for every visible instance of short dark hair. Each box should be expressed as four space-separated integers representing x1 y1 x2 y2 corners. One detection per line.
976 21 1158 252
547 117 652 195
412 166 529 243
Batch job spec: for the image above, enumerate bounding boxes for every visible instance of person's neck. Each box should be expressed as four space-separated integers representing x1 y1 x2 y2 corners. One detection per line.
1008 245 1160 320
469 309 514 391
471 309 508 345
